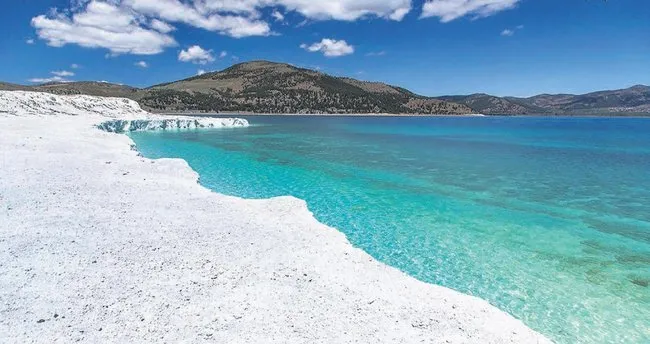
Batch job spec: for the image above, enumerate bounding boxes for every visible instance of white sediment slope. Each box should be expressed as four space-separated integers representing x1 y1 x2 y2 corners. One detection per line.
0 91 551 343
0 91 249 131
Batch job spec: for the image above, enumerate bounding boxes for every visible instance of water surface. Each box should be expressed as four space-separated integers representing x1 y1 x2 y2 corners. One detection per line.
129 116 650 343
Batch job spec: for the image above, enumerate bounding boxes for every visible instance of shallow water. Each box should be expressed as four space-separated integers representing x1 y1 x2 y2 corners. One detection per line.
129 116 650 343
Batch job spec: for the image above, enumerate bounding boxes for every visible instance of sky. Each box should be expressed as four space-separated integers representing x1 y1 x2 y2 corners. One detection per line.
1 0 648 97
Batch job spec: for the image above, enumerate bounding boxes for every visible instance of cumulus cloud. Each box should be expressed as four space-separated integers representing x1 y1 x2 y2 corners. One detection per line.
219 51 228 58
124 0 272 38
150 19 175 33
197 69 206 76
195 0 412 21
31 1 177 55
421 0 519 22
28 70 76 84
51 70 75 77
301 39 354 57
274 0 411 21
26 39 35 44
28 76 72 84
70 63 80 69
135 61 149 68
30 1 416 55
179 45 215 64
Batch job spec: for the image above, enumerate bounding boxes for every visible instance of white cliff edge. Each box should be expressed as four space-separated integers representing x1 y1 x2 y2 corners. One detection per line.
97 118 249 133
0 91 148 118
0 91 249 131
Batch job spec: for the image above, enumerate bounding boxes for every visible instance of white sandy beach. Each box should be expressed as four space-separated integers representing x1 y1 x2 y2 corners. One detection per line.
0 91 550 343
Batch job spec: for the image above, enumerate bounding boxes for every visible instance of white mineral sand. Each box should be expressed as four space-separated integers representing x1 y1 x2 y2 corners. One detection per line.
0 91 551 343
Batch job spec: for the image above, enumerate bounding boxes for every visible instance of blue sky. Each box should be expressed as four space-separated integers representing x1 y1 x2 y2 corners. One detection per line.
1 0 648 97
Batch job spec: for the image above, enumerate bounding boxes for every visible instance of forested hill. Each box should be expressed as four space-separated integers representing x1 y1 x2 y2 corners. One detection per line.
140 61 473 114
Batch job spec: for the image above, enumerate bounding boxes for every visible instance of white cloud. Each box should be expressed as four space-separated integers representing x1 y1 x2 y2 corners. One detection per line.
421 0 519 22
26 39 35 44
295 19 309 27
272 0 411 21
28 70 76 84
135 61 149 68
31 1 177 55
30 1 415 56
301 38 354 57
501 24 524 36
219 51 228 58
179 45 215 64
272 10 285 22
51 70 75 77
70 63 80 69
389 7 411 20
28 76 72 84
197 69 206 76
124 0 272 38
150 19 175 33
193 0 411 21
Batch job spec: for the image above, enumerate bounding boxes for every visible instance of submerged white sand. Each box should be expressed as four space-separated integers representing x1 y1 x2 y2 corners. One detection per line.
0 91 551 343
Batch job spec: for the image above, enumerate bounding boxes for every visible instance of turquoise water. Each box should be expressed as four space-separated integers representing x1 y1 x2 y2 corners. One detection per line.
129 116 650 343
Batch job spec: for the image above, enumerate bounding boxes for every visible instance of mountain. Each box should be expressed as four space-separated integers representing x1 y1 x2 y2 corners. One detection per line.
0 61 472 115
140 61 472 114
515 85 650 114
437 94 541 115
438 85 650 115
2 62 648 115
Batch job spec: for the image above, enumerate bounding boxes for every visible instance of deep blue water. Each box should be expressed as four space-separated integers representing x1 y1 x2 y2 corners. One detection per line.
129 116 650 343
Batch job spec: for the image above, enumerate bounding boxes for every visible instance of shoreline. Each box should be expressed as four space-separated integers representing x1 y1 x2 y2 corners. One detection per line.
152 111 487 117
150 110 650 118
153 111 650 119
1 91 551 343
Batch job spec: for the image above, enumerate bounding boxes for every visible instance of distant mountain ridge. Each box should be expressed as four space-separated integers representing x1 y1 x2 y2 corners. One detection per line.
438 85 650 115
1 61 648 115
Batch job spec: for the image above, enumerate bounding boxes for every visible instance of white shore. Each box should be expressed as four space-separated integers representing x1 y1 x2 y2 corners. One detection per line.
0 91 550 343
